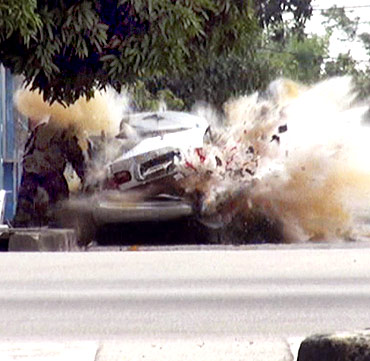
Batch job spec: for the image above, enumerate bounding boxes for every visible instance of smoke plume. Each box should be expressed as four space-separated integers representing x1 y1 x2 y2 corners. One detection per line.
14 86 129 137
14 78 370 243
178 77 370 242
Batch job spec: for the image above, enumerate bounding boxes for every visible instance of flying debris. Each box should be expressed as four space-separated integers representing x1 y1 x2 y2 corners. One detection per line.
176 77 370 242
14 77 370 244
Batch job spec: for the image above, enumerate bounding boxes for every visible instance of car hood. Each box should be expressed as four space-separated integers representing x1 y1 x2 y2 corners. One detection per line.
124 111 209 134
116 111 209 160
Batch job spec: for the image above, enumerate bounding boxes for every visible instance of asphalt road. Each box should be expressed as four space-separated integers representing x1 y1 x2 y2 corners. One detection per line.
0 246 370 341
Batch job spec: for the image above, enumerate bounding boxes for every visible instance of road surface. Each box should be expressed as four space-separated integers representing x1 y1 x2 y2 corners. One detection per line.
0 245 370 340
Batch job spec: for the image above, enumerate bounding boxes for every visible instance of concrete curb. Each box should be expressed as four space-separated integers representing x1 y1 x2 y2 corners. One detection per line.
297 330 370 361
95 338 293 361
0 341 99 361
0 332 369 360
0 338 294 361
8 228 79 251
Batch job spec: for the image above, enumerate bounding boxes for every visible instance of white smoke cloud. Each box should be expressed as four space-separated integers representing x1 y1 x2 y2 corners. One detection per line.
178 77 370 242
15 77 370 243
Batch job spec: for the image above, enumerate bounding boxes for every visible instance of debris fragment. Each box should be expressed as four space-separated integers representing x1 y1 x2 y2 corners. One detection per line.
278 124 288 133
177 77 370 242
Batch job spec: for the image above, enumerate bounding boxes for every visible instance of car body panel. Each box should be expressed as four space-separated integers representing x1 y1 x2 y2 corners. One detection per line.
105 111 208 192
93 198 194 224
86 111 208 225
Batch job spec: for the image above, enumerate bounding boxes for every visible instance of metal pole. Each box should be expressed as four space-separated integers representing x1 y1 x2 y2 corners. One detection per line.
0 66 5 189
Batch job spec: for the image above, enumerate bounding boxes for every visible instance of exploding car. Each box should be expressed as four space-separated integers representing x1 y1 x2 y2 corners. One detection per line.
103 110 209 191
64 110 210 244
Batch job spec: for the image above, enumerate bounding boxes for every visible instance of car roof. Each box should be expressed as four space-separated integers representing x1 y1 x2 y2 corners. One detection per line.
122 111 208 133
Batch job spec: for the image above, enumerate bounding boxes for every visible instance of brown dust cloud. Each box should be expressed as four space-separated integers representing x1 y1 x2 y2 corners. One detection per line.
14 77 370 243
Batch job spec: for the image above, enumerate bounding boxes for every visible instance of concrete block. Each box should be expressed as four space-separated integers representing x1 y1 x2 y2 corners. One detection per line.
8 228 79 252
297 331 370 361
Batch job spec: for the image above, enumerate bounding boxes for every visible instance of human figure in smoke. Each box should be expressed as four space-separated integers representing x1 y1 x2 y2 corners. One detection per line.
13 116 86 227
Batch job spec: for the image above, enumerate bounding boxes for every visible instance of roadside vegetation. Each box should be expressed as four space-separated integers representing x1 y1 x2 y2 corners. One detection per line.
0 1 370 108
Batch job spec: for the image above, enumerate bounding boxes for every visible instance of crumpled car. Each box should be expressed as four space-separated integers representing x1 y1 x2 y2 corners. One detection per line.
65 111 209 245
104 110 209 191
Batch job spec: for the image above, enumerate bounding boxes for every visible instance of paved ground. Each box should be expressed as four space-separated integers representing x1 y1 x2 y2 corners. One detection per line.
0 246 370 340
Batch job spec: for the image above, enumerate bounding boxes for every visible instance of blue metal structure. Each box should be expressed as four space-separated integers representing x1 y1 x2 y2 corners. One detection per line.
0 66 17 222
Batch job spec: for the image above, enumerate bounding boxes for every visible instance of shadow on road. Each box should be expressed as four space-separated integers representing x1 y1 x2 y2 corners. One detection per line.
95 217 214 246
95 213 286 246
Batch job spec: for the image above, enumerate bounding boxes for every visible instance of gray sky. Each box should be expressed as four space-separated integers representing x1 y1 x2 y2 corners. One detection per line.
307 0 370 60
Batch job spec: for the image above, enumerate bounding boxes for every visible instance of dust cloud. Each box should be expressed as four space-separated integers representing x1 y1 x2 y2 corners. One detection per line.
14 78 370 242
14 86 131 190
14 86 129 137
178 77 370 242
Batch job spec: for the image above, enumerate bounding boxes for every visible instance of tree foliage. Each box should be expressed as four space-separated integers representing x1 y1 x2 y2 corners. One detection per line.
319 5 370 100
143 1 315 109
322 6 359 42
144 50 280 111
127 80 184 111
260 22 329 84
0 0 257 105
0 0 321 108
0 0 42 45
253 0 313 40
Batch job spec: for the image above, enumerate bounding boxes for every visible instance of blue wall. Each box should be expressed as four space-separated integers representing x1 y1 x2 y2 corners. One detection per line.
0 66 16 222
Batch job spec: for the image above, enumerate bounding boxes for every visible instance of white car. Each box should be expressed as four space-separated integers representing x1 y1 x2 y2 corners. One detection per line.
66 111 209 245
104 111 209 191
